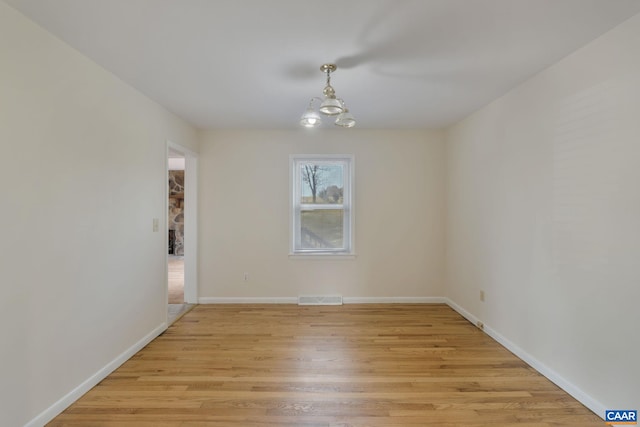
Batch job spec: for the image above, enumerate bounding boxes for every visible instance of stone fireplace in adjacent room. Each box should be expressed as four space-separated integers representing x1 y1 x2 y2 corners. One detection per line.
168 169 184 255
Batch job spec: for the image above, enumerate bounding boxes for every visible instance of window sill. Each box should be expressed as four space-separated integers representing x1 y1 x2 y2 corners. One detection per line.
289 253 357 260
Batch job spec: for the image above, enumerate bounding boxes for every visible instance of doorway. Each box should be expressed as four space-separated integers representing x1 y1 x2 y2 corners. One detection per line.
167 141 197 324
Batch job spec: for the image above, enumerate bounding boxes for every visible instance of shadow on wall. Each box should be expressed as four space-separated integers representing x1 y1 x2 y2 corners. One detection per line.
168 170 184 255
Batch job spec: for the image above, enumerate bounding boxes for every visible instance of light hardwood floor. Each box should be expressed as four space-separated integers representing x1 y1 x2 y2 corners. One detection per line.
47 304 603 426
168 256 184 304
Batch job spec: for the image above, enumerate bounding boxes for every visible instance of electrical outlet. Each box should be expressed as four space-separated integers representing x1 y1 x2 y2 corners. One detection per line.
152 218 159 232
480 290 485 302
243 272 249 282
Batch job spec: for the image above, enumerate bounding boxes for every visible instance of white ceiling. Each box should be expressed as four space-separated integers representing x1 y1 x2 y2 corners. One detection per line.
5 0 640 130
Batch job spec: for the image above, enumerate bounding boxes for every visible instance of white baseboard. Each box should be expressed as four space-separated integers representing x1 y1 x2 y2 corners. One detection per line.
25 322 167 427
444 297 479 325
198 297 298 304
443 298 605 420
343 296 447 304
198 296 447 305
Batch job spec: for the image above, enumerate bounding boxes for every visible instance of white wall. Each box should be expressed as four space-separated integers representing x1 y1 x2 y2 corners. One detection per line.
168 157 186 170
0 3 199 425
445 13 640 412
198 129 445 300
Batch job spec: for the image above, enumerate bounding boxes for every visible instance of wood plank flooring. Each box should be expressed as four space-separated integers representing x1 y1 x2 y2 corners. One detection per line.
168 256 184 304
47 304 603 426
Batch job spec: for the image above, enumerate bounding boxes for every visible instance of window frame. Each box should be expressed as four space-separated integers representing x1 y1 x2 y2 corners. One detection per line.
290 154 354 256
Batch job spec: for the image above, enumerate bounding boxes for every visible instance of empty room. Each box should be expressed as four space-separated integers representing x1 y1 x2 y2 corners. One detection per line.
1 1 639 426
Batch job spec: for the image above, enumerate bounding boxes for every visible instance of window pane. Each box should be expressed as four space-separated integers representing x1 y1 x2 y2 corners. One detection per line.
299 164 344 204
300 209 344 249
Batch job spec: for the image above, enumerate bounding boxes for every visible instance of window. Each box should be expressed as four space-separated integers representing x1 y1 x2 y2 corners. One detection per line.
291 155 353 255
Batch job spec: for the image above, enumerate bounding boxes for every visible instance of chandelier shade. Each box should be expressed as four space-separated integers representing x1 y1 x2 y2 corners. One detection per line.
319 98 343 115
335 109 356 128
299 105 321 127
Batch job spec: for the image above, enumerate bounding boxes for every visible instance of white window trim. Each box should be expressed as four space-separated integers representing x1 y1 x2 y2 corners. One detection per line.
289 154 355 257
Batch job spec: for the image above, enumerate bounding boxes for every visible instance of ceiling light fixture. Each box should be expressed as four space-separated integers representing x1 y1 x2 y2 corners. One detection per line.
300 63 355 128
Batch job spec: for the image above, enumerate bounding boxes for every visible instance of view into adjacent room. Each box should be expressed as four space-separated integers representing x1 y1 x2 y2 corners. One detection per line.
167 151 189 323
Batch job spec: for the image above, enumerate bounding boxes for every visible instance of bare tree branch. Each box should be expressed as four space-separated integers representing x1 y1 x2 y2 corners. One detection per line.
302 164 324 203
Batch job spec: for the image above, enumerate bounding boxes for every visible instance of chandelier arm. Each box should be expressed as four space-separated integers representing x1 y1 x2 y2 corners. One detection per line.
307 97 322 107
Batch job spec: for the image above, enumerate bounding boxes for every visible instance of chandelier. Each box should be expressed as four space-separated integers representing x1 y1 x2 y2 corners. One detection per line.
300 64 356 128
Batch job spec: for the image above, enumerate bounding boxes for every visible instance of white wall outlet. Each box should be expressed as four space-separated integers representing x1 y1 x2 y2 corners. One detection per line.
152 218 159 232
480 290 485 302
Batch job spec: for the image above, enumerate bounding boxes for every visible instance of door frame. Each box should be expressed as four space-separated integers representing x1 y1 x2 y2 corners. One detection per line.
166 140 198 304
